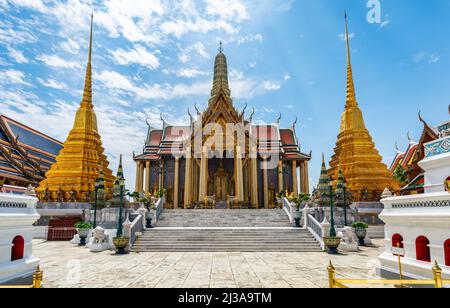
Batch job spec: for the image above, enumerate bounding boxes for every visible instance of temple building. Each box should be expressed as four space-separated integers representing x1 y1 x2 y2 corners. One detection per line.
390 111 448 195
36 16 115 202
134 45 311 209
328 15 397 201
0 115 62 194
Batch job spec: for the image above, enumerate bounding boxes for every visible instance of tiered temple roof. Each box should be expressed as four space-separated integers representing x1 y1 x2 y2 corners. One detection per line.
135 122 308 162
390 112 446 195
0 115 62 192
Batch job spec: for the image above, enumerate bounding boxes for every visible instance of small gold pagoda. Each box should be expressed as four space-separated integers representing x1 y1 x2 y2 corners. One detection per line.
36 15 114 202
328 14 397 201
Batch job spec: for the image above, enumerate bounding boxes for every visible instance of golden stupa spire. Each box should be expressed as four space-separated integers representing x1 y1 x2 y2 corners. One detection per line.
344 12 357 108
328 12 398 202
36 14 115 202
81 13 94 109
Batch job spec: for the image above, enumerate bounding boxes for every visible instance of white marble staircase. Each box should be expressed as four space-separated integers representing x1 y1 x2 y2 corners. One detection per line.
132 210 322 252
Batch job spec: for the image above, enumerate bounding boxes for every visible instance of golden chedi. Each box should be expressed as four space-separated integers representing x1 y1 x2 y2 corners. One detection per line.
36 15 114 202
328 14 397 202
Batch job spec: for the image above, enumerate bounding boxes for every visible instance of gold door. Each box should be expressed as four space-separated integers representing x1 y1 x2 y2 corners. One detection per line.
215 175 228 201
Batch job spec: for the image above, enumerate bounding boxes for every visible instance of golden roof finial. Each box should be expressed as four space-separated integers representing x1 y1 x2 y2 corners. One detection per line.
344 12 357 108
81 13 94 108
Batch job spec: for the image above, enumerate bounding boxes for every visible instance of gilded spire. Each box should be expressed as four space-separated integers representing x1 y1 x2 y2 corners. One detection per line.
81 13 94 108
345 12 357 108
210 41 231 101
36 14 115 202
329 13 398 201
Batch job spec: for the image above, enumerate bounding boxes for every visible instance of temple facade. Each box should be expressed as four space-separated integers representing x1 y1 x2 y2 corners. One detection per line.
134 47 311 209
328 15 397 201
36 16 115 203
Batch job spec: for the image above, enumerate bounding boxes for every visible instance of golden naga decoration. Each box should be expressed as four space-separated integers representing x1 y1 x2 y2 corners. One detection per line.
36 15 114 202
328 14 398 202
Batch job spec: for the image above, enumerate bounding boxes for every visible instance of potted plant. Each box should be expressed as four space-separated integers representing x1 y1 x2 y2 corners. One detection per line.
323 236 342 255
352 221 369 246
112 236 129 255
75 221 92 246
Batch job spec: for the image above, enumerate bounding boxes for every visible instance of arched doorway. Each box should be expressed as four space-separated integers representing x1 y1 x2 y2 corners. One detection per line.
11 236 24 261
392 234 404 248
445 239 450 267
416 236 431 263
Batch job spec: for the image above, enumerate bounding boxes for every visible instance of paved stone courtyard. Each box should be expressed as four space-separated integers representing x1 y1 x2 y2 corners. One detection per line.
33 239 386 288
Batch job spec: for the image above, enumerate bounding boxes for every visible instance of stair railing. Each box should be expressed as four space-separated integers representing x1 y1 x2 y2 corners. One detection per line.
306 214 326 251
128 214 144 248
153 197 165 224
282 197 294 223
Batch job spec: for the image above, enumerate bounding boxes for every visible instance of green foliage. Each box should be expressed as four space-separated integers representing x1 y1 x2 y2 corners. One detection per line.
394 165 407 185
155 189 167 198
352 221 369 229
75 221 92 229
299 193 311 203
277 191 286 199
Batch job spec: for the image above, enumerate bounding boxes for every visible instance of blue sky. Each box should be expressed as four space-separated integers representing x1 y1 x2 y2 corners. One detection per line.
0 0 449 190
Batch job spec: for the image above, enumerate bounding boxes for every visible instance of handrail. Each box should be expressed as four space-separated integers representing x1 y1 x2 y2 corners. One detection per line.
129 214 143 247
328 261 450 288
0 266 43 289
282 197 294 223
307 214 325 250
153 197 164 223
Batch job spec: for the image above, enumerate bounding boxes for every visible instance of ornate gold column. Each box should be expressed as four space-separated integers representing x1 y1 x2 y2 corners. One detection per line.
235 145 244 201
250 146 259 208
145 161 150 194
278 160 284 193
199 147 208 201
174 157 180 209
292 160 299 195
262 156 269 209
135 162 140 193
184 148 192 209
302 161 310 194
138 162 144 193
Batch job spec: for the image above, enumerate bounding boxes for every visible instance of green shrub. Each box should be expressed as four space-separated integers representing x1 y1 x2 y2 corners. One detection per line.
352 221 369 229
75 221 92 229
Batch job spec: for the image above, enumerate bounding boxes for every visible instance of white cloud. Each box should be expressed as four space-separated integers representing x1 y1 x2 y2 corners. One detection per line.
37 78 68 90
275 0 295 13
263 81 281 91
339 32 355 41
36 54 82 69
7 46 28 63
176 68 208 78
109 44 160 70
204 0 249 21
7 0 47 13
428 54 440 64
237 33 263 45
60 38 81 55
0 69 30 86
284 73 291 81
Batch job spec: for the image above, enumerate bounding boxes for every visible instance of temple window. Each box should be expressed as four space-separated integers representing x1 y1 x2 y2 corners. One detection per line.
11 235 25 261
392 234 404 248
445 239 450 266
416 236 431 263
